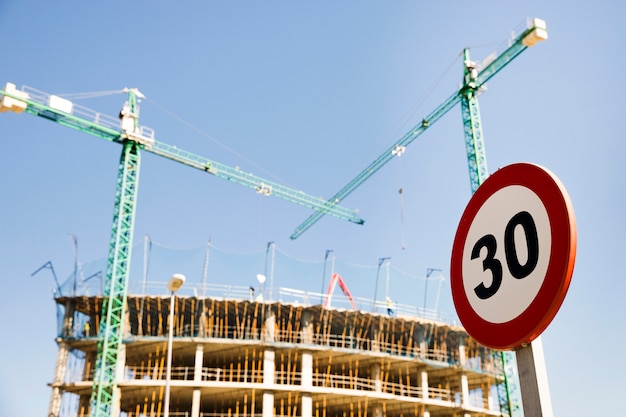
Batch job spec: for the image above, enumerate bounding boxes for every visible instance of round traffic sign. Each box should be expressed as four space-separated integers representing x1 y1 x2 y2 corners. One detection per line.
450 163 576 350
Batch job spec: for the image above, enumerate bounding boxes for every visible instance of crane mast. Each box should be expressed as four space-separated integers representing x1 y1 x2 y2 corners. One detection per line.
291 17 548 239
460 48 489 193
90 89 143 416
0 84 364 417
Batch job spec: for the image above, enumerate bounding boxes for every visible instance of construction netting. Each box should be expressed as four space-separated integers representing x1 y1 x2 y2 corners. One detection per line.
56 239 458 325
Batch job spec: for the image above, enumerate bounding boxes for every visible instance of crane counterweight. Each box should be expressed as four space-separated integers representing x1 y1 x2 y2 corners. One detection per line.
522 18 548 47
0 82 28 113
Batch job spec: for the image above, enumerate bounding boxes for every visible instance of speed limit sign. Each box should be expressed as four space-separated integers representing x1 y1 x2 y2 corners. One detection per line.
450 163 577 350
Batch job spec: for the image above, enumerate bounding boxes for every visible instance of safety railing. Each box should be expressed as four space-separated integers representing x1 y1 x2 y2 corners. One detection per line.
171 322 454 364
312 372 376 392
120 412 189 417
73 364 495 412
22 85 121 132
19 85 155 141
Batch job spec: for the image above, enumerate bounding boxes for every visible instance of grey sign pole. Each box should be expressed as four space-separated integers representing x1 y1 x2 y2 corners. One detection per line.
515 336 554 417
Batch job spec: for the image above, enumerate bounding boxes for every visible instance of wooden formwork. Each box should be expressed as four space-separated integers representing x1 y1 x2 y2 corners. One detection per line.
55 295 502 417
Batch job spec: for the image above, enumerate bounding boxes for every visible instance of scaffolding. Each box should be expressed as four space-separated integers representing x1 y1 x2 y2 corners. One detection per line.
49 291 507 417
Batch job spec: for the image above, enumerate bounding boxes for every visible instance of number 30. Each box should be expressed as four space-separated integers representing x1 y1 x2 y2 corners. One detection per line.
471 211 539 299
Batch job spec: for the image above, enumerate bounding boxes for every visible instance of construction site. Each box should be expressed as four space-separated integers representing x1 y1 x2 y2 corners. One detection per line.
49 278 509 417
0 16 549 417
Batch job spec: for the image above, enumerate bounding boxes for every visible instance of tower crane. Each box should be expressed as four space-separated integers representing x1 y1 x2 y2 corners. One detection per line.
290 17 548 239
290 17 548 417
0 84 364 417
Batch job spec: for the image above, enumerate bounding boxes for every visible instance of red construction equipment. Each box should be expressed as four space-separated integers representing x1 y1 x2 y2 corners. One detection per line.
324 273 357 310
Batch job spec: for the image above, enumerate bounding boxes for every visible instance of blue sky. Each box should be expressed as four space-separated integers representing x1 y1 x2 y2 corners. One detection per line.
1 2 624 416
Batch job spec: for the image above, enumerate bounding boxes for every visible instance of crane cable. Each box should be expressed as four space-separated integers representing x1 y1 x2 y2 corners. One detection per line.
395 148 407 250
398 186 406 250
385 53 461 150
389 54 461 252
390 51 483 251
144 97 295 188
52 89 293 189
56 89 127 100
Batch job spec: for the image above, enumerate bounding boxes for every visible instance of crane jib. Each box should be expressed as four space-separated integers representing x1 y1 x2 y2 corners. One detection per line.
290 17 548 240
0 84 363 225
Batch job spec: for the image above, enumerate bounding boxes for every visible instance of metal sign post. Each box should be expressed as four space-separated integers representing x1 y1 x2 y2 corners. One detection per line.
516 337 554 417
450 163 576 415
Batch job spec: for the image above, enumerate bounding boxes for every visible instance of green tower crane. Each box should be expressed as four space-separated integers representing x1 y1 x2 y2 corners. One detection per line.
0 84 364 417
291 17 548 240
290 17 548 417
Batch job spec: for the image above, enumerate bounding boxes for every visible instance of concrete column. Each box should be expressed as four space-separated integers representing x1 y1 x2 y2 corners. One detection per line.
301 310 314 344
484 384 494 411
263 310 276 342
420 340 428 359
420 370 429 400
263 350 275 417
198 309 206 337
459 344 467 367
372 403 383 417
191 391 201 417
459 338 470 415
191 344 204 417
371 362 381 392
62 301 75 338
301 351 313 417
263 350 275 385
418 325 430 359
262 392 274 417
370 361 383 417
371 326 380 352
461 373 470 409
48 341 69 417
194 344 204 381
302 351 312 388
302 395 312 417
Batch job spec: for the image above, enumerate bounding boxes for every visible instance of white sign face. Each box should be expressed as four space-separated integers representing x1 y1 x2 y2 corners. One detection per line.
462 185 551 323
450 163 577 350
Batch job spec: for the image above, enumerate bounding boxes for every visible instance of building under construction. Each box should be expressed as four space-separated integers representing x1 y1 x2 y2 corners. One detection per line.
49 285 512 417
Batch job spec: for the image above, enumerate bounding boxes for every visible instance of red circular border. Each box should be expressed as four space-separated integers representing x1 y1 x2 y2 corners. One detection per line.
450 163 577 350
